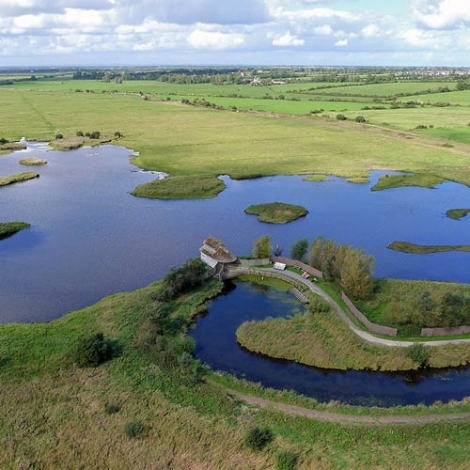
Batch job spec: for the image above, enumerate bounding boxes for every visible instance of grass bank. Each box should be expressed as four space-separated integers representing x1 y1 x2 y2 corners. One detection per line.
0 171 39 187
2 271 470 469
0 221 30 239
244 202 308 223
371 173 447 191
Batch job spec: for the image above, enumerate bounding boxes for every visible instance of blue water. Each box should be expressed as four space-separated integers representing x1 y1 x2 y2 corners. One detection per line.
190 282 470 406
2 142 470 404
1 142 469 323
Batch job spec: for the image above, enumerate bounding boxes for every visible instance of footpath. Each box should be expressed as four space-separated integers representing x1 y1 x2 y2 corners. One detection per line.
231 266 470 347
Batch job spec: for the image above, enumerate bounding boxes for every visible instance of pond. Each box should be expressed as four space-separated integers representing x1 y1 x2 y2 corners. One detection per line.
190 281 470 406
1 142 469 324
2 142 470 404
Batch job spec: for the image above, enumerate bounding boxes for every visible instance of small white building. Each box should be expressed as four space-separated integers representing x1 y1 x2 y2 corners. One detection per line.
273 262 286 271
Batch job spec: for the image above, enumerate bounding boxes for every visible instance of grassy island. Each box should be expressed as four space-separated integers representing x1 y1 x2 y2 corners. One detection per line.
0 221 30 239
388 241 470 254
131 175 226 199
347 176 370 184
302 175 328 182
0 171 39 187
19 157 47 166
372 173 446 191
244 202 308 224
446 208 470 220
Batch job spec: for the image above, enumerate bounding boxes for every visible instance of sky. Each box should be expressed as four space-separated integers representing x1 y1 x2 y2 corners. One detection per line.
1 0 470 67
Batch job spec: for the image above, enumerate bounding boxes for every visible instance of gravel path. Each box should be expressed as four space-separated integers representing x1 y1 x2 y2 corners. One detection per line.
232 391 470 424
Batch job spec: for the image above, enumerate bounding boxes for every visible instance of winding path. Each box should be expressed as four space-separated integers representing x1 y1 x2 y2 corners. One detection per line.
226 266 470 347
231 391 470 424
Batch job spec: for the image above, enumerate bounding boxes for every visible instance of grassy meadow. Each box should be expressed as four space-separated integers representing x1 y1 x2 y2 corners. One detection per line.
2 84 470 187
2 276 470 469
3 72 470 468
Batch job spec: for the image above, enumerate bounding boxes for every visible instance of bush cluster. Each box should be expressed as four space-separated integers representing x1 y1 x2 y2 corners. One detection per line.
244 426 274 451
73 332 113 367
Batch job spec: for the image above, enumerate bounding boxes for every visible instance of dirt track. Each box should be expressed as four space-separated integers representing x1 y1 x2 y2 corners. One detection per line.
233 391 470 424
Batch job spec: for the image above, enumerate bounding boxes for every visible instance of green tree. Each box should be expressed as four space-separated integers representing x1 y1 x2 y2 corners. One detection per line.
309 235 324 270
406 343 429 368
290 238 308 261
340 248 375 300
252 234 272 259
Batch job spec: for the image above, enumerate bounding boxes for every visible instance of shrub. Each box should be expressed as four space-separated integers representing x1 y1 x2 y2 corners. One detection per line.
336 113 347 121
244 426 274 451
406 343 429 367
276 450 298 470
0 138 9 144
55 133 63 139
124 420 144 438
73 332 113 367
76 131 84 137
114 131 122 138
355 115 366 123
89 131 101 139
104 403 121 415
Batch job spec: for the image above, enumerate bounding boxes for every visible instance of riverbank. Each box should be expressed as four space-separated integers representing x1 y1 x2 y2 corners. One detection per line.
2 273 470 469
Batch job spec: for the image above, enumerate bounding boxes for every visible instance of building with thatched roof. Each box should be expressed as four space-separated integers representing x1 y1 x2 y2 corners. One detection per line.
199 237 237 270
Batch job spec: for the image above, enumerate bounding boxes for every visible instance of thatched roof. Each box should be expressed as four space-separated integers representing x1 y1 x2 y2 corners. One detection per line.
200 237 237 265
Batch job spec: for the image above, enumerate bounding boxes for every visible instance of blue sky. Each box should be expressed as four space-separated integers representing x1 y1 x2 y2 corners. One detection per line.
0 0 469 67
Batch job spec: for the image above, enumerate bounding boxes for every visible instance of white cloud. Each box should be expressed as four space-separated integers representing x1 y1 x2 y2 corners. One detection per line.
412 0 470 29
314 24 333 35
335 38 348 46
360 24 380 38
272 31 305 46
188 30 245 49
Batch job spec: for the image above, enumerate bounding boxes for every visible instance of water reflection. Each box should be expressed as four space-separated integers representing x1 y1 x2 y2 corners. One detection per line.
190 282 470 406
1 142 469 324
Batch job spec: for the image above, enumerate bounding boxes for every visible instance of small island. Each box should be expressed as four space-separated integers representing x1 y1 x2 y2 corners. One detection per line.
244 202 308 224
0 171 40 187
446 208 470 221
302 175 328 182
131 175 226 199
19 158 47 166
388 241 470 254
0 221 30 239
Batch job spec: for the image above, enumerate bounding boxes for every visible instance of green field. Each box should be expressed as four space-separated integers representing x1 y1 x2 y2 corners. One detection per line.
2 272 470 469
2 86 470 187
3 72 470 468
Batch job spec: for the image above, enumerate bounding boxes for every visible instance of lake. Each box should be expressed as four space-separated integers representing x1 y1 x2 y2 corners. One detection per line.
1 142 469 323
2 142 470 404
